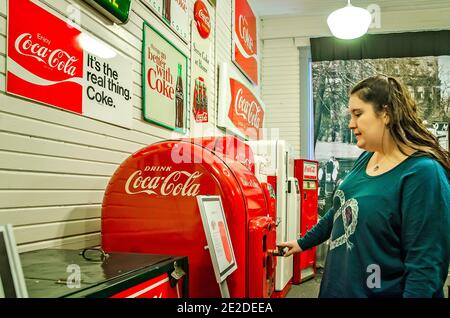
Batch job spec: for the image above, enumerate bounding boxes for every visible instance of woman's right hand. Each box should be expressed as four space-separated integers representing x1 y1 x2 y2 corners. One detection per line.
277 240 302 257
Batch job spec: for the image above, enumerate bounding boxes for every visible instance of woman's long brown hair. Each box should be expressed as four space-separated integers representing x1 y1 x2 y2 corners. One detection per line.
350 75 450 175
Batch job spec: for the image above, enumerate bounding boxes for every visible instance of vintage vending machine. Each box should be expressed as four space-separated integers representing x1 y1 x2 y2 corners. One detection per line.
101 136 278 298
249 140 299 298
293 159 319 284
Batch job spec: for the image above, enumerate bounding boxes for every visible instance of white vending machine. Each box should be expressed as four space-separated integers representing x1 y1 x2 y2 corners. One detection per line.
249 140 300 296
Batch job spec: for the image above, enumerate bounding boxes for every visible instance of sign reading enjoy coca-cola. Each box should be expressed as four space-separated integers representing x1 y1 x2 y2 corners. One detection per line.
218 63 265 140
125 166 202 197
7 0 83 113
232 0 259 85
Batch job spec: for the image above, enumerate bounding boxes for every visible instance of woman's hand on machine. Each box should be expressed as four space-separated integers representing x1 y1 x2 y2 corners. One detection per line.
277 240 302 257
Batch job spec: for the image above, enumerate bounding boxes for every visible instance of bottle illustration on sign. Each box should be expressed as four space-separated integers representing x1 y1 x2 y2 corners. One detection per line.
175 63 184 129
193 77 208 123
163 0 171 23
201 81 208 112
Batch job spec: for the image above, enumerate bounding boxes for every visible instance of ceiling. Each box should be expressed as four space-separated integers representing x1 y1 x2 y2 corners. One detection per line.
248 0 450 18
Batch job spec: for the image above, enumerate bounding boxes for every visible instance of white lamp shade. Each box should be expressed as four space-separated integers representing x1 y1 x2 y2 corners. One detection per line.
327 4 372 40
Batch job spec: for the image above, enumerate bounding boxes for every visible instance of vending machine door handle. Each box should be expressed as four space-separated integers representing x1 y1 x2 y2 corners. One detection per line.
275 217 281 227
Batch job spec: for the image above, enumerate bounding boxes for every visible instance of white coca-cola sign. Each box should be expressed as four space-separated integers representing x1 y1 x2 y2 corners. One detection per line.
15 33 78 76
125 170 202 196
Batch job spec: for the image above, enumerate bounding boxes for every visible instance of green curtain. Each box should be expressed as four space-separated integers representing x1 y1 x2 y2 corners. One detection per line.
311 30 450 62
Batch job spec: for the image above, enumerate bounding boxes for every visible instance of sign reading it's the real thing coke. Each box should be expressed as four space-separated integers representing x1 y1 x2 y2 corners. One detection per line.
232 0 258 85
7 0 83 113
6 0 133 129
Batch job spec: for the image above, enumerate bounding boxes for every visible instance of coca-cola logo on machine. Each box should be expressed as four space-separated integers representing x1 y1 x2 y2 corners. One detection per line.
194 0 211 39
7 0 84 113
125 166 202 197
233 0 258 85
228 79 264 139
304 162 318 179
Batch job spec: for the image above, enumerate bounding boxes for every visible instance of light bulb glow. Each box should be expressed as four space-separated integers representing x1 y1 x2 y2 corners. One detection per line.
327 4 372 40
77 33 117 59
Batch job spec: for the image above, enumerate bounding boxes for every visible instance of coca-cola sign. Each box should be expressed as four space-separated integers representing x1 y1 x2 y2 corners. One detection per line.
194 0 211 39
7 0 83 113
304 162 318 179
233 0 258 85
125 167 202 197
228 78 264 139
14 33 79 76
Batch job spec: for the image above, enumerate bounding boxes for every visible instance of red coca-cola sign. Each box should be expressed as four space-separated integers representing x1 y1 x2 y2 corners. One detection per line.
194 0 211 39
228 78 264 140
304 162 318 179
233 0 258 85
7 0 83 113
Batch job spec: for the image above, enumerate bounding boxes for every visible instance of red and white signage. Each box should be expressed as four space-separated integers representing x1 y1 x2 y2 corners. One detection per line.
303 161 318 180
218 63 265 140
125 168 202 197
7 0 133 128
194 0 211 39
110 273 181 298
232 0 259 85
7 0 83 113
191 0 213 125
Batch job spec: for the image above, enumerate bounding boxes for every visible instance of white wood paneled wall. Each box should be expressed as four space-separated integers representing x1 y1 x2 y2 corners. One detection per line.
0 0 251 253
261 38 300 156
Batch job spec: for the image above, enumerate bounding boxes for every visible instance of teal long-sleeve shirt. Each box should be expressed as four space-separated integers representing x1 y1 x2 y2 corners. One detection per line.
298 151 450 298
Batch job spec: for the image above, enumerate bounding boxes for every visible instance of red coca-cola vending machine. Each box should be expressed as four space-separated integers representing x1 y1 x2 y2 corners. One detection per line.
293 159 319 284
101 136 277 298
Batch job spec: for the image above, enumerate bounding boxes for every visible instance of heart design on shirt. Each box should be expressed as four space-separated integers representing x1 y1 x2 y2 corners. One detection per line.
330 190 359 251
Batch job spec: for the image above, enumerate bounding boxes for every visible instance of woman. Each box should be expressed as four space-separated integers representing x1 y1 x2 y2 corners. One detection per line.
279 75 450 298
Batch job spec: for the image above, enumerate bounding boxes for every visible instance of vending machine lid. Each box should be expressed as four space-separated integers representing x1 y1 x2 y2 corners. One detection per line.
20 249 184 298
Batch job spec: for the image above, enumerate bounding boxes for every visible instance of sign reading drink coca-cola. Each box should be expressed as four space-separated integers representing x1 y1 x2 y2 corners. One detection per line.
7 0 133 129
232 0 259 85
7 0 83 113
125 166 202 197
218 63 265 140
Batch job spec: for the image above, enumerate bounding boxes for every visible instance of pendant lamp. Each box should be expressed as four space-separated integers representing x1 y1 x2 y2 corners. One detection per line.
327 0 372 40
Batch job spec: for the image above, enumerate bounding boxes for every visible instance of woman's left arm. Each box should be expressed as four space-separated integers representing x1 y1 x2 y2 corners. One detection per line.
400 160 450 298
